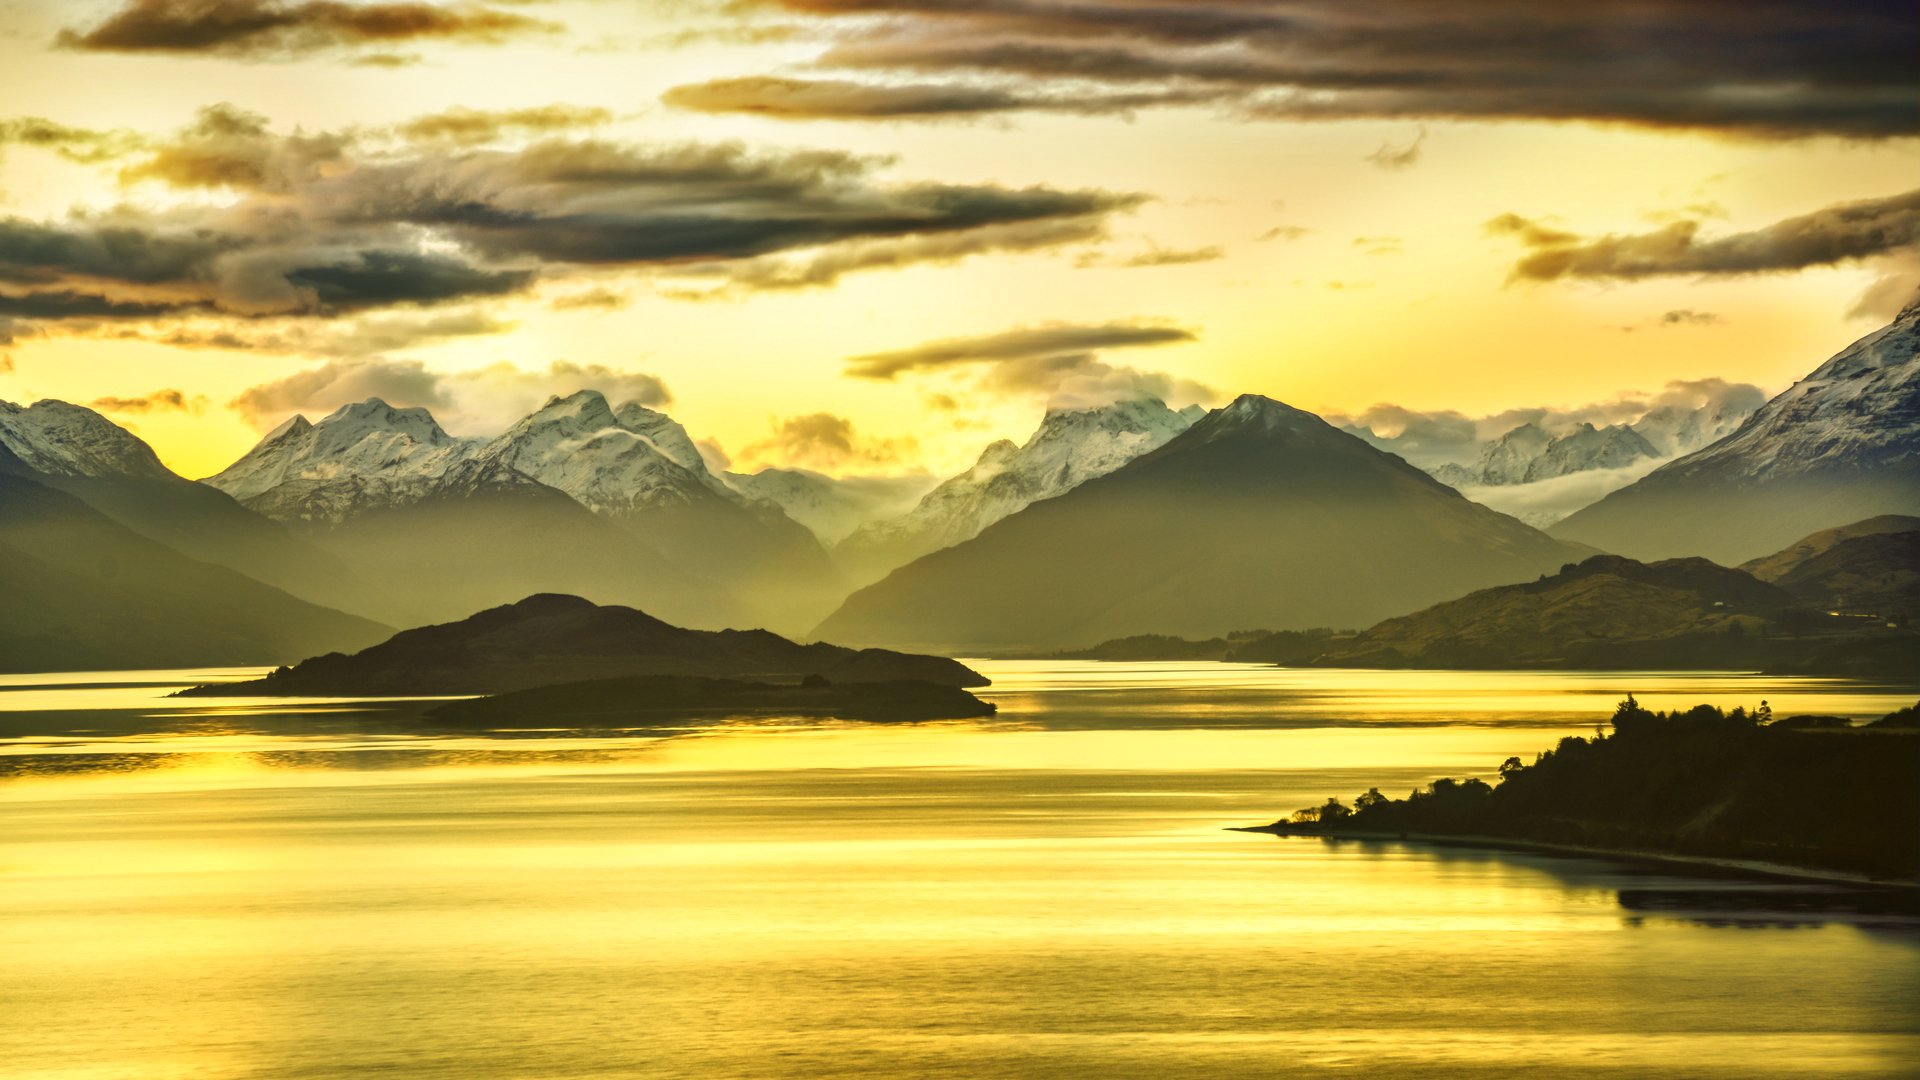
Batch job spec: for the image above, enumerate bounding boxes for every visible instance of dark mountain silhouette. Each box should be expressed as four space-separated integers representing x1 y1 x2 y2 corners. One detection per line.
181 593 988 697
0 459 390 673
1552 301 1920 564
814 395 1587 650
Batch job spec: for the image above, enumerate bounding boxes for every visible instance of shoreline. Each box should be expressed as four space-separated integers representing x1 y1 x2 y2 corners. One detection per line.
1229 825 1920 889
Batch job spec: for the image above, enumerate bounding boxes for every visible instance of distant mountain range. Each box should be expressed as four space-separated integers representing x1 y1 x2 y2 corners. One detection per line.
1348 391 1760 526
817 395 1588 650
1739 514 1920 618
183 593 986 697
834 397 1203 584
1552 299 1920 563
206 391 844 631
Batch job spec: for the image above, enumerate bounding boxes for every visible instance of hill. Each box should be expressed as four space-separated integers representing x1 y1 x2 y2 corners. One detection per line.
1739 515 1920 617
815 395 1586 650
425 674 995 727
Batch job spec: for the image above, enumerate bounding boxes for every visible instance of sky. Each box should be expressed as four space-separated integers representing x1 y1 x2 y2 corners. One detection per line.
0 0 1915 480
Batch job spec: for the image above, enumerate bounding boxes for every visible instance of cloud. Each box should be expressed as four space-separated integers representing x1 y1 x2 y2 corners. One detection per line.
671 1 1919 138
87 389 209 414
738 412 910 470
1493 188 1920 282
57 0 557 60
0 108 1135 335
1364 126 1425 171
0 118 144 164
1337 377 1769 467
230 357 674 433
1657 309 1723 326
1256 225 1310 242
1353 235 1403 256
1077 245 1225 269
845 320 1213 408
847 322 1195 379
394 105 613 145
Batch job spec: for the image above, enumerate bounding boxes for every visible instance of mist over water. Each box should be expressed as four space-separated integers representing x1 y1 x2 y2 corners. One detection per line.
2 663 1916 1079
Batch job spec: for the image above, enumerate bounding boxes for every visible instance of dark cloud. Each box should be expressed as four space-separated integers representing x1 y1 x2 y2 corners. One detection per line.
1255 225 1310 242
394 105 613 145
846 321 1211 407
1656 309 1723 326
663 75 1218 120
1493 188 1920 282
57 0 556 59
846 322 1194 379
88 389 208 414
678 0 1919 138
0 110 1135 332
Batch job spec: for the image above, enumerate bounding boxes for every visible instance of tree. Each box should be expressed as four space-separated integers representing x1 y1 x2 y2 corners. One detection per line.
1355 787 1388 811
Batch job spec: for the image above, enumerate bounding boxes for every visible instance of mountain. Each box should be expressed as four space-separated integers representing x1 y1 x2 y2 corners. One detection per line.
815 395 1588 650
1552 302 1920 563
0 457 389 673
1431 422 1660 488
182 593 987 696
835 398 1204 584
1739 515 1920 617
0 399 379 613
725 468 934 545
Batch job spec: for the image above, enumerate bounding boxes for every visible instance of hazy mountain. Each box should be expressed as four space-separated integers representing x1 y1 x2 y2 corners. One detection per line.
0 455 389 673
183 593 987 696
1552 301 1920 564
835 398 1204 584
1739 515 1920 617
725 467 935 545
471 391 846 629
816 395 1586 650
0 399 378 612
207 391 847 632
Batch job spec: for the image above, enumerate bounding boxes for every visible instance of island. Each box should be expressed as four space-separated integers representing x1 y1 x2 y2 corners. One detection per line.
426 674 997 727
1239 698 1920 884
178 593 989 697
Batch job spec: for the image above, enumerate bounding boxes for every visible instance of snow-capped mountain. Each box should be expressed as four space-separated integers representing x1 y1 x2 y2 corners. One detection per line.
1630 393 1762 457
726 467 935 545
207 390 846 632
0 399 174 479
835 397 1204 583
1553 299 1920 563
204 399 480 524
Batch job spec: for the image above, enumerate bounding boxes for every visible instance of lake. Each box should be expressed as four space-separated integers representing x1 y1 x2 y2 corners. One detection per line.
2 663 1916 1079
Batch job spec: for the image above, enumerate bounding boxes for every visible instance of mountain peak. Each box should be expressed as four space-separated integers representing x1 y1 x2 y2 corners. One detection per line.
0 398 173 480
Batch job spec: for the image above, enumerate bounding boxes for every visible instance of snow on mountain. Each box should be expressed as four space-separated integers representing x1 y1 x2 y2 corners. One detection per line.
1524 423 1659 482
469 391 722 516
725 467 936 545
203 398 481 524
1645 298 1919 482
835 397 1203 582
0 399 173 480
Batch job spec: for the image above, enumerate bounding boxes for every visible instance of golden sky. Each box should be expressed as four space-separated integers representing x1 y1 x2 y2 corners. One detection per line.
1 0 1915 479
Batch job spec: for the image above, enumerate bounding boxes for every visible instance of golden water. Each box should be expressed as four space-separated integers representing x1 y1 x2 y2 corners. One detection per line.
2 663 1915 1078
